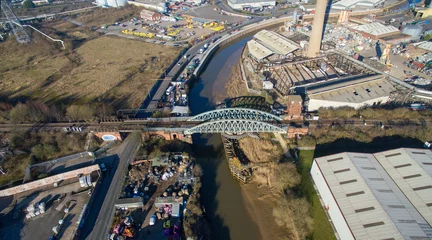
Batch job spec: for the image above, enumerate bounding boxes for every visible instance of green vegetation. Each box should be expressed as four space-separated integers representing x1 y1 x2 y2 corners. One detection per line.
0 101 113 123
183 166 212 239
318 106 432 120
296 124 430 148
0 131 86 187
23 0 36 8
297 150 336 240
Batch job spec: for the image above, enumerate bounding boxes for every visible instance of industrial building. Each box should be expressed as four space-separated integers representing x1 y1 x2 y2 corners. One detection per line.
246 30 299 62
414 7 432 19
140 9 162 21
350 22 400 40
331 0 385 10
306 75 396 111
128 0 167 12
311 148 432 240
97 0 127 7
227 0 275 10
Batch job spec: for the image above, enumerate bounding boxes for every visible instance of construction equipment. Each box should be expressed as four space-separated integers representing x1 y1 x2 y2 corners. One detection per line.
380 43 392 66
186 17 193 29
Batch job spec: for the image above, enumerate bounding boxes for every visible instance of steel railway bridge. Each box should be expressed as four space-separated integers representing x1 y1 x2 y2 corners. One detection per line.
184 108 286 135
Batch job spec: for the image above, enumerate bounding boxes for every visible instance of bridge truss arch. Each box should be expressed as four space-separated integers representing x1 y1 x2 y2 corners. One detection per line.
188 108 282 122
184 119 286 135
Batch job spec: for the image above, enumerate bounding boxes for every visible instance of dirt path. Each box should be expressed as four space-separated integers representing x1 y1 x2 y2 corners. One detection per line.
241 183 290 240
274 133 293 159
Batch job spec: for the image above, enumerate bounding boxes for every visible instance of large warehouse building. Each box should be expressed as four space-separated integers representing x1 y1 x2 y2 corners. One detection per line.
306 75 396 111
246 30 299 62
331 0 384 10
227 0 275 10
128 0 167 12
311 148 432 240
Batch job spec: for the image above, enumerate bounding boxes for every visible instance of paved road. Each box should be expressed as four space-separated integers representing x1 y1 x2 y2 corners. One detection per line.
141 16 265 114
79 132 141 240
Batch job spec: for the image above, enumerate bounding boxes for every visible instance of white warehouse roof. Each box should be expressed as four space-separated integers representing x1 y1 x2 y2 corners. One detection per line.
312 148 432 240
414 41 432 51
228 0 275 4
253 30 299 56
307 75 395 104
351 22 399 37
247 39 273 60
332 0 384 9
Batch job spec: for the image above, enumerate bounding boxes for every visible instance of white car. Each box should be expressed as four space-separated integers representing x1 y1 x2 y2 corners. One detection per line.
149 214 156 226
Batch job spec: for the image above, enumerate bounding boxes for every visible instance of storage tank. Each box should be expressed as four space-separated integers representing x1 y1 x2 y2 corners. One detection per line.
402 25 423 40
106 0 127 7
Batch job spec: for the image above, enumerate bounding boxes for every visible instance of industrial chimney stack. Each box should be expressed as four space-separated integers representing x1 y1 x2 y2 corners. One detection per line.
307 0 329 58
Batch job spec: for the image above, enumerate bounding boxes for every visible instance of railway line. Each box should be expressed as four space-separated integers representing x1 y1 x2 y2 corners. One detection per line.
0 118 428 133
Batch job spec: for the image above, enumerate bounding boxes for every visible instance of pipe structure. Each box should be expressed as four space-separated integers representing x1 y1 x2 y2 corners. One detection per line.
307 0 329 58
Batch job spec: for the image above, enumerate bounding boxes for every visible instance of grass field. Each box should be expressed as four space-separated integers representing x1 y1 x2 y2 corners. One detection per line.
0 21 180 109
73 5 143 28
298 150 336 240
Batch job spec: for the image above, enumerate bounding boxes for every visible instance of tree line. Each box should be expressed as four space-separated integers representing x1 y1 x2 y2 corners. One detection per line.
0 101 115 123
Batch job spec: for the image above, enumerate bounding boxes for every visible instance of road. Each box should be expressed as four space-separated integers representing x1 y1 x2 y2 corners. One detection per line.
79 132 141 240
141 15 267 114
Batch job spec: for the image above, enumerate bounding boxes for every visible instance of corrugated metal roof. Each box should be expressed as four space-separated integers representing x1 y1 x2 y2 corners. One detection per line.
332 0 384 9
228 0 275 5
374 148 432 227
316 153 404 239
415 41 432 51
314 149 432 239
247 39 273 60
352 22 400 37
308 76 395 104
253 30 299 55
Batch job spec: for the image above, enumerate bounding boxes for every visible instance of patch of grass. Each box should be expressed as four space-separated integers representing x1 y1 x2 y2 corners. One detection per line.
298 150 336 240
73 5 143 27
0 29 180 108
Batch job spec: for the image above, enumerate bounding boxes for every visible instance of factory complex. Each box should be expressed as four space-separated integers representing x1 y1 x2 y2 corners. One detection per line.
227 0 276 10
311 148 432 240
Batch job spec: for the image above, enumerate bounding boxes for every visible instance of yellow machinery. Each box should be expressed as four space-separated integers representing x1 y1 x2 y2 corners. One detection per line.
122 30 155 38
211 25 224 31
186 17 193 29
203 22 217 28
380 43 392 66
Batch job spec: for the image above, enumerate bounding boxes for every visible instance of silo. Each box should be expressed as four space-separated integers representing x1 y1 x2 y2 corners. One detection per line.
402 25 423 40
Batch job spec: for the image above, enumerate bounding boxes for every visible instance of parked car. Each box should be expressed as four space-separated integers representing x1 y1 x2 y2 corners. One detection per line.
100 163 107 172
149 214 157 226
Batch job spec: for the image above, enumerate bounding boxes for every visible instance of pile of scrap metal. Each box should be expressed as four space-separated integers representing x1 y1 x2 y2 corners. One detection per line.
108 216 136 240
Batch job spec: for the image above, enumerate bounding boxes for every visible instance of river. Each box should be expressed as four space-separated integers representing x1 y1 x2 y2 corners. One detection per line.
188 36 260 240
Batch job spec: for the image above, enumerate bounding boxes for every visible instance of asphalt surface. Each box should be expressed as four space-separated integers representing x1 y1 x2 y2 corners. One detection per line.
79 132 141 240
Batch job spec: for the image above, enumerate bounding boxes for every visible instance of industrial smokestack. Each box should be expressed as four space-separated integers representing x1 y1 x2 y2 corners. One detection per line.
307 0 329 58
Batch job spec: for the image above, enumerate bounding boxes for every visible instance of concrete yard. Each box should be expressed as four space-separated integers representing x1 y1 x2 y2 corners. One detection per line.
0 175 97 240
181 5 246 23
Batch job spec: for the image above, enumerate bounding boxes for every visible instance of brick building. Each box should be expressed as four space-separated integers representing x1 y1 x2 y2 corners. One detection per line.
285 95 303 120
140 9 162 21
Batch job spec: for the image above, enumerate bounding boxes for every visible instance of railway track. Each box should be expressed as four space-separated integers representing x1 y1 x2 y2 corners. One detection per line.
0 118 429 133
